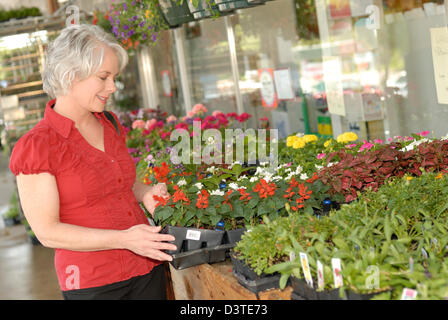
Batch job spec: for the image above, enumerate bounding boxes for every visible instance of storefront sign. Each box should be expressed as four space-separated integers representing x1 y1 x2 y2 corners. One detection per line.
258 68 278 108
273 68 294 100
161 70 172 97
430 27 448 105
362 93 383 121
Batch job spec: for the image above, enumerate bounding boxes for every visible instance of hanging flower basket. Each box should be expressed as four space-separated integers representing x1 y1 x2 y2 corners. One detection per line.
107 0 170 50
158 0 195 28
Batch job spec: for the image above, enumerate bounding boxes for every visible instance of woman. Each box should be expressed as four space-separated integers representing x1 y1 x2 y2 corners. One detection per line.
9 24 176 300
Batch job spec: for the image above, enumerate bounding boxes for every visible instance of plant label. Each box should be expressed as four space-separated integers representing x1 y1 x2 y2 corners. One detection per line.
289 251 296 262
401 288 418 300
186 229 201 241
299 252 313 288
317 260 325 291
331 258 343 288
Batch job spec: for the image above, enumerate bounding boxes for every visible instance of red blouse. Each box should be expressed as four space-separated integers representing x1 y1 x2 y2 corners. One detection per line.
9 99 159 291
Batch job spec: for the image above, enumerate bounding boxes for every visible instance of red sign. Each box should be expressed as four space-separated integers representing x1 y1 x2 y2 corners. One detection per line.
329 0 351 19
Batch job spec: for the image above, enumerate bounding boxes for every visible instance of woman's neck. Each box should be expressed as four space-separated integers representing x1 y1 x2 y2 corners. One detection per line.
53 96 96 129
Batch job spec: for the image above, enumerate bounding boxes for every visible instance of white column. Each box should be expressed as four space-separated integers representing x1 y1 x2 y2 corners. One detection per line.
137 46 159 109
225 15 244 115
173 27 192 114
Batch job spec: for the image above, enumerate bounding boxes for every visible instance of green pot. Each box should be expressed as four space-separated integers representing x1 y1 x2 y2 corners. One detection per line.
159 0 195 27
187 0 219 19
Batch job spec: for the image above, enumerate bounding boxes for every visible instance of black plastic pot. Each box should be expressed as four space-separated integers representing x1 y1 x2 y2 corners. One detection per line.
187 0 219 20
3 217 20 227
224 228 246 245
232 269 281 294
214 0 253 12
290 277 319 300
230 251 267 281
162 226 225 254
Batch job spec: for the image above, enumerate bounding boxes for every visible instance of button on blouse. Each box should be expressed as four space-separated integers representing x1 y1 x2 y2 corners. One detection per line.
9 99 160 291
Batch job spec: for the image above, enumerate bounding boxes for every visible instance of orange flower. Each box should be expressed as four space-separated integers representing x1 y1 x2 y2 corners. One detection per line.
153 194 170 208
223 190 233 210
153 162 171 183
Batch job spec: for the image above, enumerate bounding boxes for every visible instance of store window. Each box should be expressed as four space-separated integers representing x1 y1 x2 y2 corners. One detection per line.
182 17 238 115
148 30 184 117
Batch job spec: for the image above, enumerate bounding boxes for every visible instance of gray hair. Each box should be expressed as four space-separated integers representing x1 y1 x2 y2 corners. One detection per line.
42 24 128 98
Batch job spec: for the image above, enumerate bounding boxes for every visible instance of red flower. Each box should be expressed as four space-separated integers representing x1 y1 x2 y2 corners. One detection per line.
253 179 277 199
223 190 233 210
172 185 190 205
237 112 252 123
196 190 209 209
153 194 170 208
153 162 171 184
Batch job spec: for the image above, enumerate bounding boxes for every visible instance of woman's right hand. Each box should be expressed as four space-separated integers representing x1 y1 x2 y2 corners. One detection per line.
120 224 176 261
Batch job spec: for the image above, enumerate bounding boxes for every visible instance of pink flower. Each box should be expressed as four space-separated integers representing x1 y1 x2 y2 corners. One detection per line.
417 130 430 137
237 112 252 123
212 110 224 117
187 111 195 118
144 119 156 130
359 140 374 152
345 144 357 149
166 115 177 123
175 123 189 130
317 153 326 160
226 112 238 119
132 120 145 129
259 116 269 122
192 104 208 115
160 131 171 140
387 138 393 142
373 139 383 144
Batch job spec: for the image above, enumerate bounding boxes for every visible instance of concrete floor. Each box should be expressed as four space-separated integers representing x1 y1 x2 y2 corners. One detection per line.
0 152 62 300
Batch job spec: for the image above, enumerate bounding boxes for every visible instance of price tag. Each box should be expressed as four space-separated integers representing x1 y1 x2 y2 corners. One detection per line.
401 288 418 300
186 229 201 241
331 258 344 288
317 260 325 291
289 251 296 262
299 252 313 288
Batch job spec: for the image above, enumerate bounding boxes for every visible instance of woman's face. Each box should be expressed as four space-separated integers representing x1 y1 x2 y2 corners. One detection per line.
67 45 119 113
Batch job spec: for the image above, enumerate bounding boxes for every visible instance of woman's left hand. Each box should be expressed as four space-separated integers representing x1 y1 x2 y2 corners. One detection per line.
142 183 169 216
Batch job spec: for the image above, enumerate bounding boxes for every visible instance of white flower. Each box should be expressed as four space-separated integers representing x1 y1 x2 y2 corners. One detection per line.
315 165 323 170
206 166 217 173
400 138 429 152
194 183 203 190
177 179 187 186
210 189 225 196
228 183 240 190
300 173 309 180
249 176 259 183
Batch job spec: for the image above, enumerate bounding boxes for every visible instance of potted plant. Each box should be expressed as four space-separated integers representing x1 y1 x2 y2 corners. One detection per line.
2 192 21 226
158 0 195 27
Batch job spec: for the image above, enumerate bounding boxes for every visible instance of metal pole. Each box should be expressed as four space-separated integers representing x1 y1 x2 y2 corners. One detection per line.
225 15 244 115
173 28 192 113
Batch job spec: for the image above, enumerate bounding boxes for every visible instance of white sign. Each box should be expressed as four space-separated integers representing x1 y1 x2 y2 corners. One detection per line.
331 258 344 288
299 252 313 288
401 288 418 300
430 27 448 104
273 69 294 100
317 260 325 290
323 57 346 116
186 229 201 241
259 69 277 108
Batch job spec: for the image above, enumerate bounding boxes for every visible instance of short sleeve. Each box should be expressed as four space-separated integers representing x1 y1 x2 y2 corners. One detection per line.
9 132 54 176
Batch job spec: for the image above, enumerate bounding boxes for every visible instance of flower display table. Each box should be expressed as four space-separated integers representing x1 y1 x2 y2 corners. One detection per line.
168 260 292 300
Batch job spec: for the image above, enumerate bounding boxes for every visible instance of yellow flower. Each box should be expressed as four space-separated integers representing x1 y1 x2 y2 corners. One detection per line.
287 135 299 147
406 176 413 181
293 139 306 149
145 10 150 18
337 132 358 143
435 173 443 179
324 139 332 148
302 134 318 143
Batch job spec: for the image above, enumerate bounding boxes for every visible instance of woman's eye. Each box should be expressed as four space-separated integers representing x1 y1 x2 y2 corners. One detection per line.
100 77 107 81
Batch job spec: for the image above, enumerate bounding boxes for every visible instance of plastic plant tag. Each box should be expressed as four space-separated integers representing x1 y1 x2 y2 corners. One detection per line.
299 252 313 288
331 258 343 288
401 288 418 300
289 251 296 262
317 260 324 291
409 257 414 273
186 229 201 241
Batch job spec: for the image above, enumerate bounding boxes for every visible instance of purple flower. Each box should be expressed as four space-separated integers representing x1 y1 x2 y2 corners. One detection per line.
152 34 157 41
115 19 120 26
142 33 147 40
112 26 119 34
123 24 129 30
139 21 146 28
127 30 135 37
123 3 128 10
132 15 138 21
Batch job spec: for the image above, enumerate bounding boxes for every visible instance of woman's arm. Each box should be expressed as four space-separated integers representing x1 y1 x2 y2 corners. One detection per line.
132 180 169 216
16 173 176 261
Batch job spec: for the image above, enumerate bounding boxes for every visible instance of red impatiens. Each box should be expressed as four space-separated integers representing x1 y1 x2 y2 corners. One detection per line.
253 179 277 199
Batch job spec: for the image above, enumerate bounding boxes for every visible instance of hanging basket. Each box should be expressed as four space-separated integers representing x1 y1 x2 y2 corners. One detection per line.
187 0 220 20
158 0 195 28
215 0 264 12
